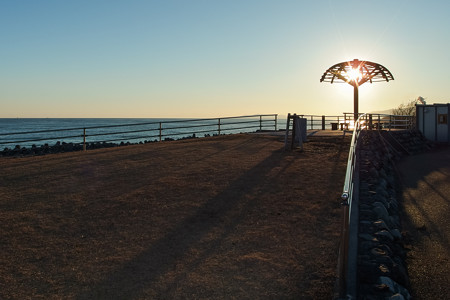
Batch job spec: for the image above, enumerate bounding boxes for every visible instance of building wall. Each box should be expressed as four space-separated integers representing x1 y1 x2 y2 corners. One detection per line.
436 106 448 142
416 104 449 143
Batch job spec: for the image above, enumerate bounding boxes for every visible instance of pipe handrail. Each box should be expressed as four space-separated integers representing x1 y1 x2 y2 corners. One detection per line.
341 114 365 209
337 113 367 299
298 113 414 131
0 114 277 137
0 114 278 148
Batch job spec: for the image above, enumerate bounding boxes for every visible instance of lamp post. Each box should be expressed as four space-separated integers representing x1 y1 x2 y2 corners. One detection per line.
320 59 394 121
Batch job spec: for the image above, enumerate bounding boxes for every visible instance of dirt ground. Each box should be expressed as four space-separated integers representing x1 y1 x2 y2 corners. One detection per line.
0 133 350 299
397 145 450 300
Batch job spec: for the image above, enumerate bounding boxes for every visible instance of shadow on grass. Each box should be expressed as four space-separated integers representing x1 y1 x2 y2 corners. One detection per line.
76 148 286 299
397 146 450 298
398 146 450 248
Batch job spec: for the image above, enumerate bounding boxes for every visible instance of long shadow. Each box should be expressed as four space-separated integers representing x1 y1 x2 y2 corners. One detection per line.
423 177 450 202
102 136 280 201
121 134 277 167
76 147 285 299
398 146 450 189
397 146 450 249
402 190 450 244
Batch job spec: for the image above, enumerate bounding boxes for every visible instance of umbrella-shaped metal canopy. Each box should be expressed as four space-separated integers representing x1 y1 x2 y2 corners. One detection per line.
320 59 394 121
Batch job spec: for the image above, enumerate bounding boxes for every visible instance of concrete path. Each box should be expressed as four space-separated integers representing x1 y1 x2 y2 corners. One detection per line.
397 146 450 299
254 129 351 137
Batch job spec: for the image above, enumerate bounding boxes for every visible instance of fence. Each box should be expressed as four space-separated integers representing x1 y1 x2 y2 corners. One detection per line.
299 113 415 131
335 112 415 298
0 114 278 150
336 114 365 298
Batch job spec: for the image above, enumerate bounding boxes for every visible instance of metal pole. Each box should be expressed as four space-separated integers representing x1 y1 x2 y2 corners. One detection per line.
218 118 221 135
291 114 297 150
275 114 278 131
259 115 262 131
159 122 162 142
284 113 291 150
322 115 325 130
354 84 359 121
83 128 86 151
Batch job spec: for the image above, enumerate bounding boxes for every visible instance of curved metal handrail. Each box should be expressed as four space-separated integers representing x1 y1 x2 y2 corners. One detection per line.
341 113 365 205
337 113 367 299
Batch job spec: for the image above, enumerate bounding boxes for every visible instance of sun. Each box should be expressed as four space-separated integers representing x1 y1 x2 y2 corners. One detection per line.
347 68 362 83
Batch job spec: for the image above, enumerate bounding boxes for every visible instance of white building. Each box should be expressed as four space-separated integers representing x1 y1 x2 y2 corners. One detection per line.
416 103 449 143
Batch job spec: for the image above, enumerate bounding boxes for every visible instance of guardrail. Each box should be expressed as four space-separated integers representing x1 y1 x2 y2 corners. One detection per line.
337 114 366 299
299 113 415 131
336 113 416 299
0 114 278 150
298 114 351 130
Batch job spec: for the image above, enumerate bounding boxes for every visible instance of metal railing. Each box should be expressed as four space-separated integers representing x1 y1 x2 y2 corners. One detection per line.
337 114 366 299
0 114 278 150
299 113 415 131
298 114 351 130
336 113 415 299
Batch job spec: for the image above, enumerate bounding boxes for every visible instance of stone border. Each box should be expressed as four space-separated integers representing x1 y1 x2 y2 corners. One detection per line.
354 130 431 299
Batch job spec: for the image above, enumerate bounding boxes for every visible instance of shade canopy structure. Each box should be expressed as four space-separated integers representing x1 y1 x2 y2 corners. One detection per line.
320 59 394 121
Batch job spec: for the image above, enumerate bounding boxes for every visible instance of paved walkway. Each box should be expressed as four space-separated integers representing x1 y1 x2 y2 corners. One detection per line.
397 146 450 299
254 129 351 137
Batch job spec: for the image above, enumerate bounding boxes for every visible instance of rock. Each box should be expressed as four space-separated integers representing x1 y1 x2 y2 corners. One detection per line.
377 277 411 299
374 230 394 243
359 233 378 242
390 228 402 240
373 203 390 220
378 276 398 294
369 167 379 178
373 219 390 231
360 241 379 252
375 186 390 198
389 293 405 300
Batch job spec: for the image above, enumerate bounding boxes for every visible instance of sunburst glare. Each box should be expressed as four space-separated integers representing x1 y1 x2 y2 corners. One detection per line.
347 68 362 83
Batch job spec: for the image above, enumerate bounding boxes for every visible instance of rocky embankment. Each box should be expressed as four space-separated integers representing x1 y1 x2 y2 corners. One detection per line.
356 130 431 299
0 134 205 157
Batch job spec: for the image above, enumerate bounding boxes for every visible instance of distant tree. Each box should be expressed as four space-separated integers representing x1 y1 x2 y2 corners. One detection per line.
392 97 426 116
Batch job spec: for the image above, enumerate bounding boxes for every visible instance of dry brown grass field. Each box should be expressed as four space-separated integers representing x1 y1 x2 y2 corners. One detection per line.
0 133 351 299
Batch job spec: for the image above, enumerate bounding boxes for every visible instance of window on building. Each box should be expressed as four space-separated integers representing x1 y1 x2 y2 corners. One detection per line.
438 114 448 124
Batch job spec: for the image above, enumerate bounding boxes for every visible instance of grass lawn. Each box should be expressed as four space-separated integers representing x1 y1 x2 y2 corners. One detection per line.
0 133 350 299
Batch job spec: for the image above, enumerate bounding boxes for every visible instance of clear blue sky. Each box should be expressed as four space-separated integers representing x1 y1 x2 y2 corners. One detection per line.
1 0 449 118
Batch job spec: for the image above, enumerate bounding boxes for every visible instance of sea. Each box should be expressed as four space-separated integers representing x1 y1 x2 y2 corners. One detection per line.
0 117 279 150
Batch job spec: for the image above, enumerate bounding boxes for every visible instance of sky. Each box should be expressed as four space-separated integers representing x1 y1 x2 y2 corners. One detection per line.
1 0 449 118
